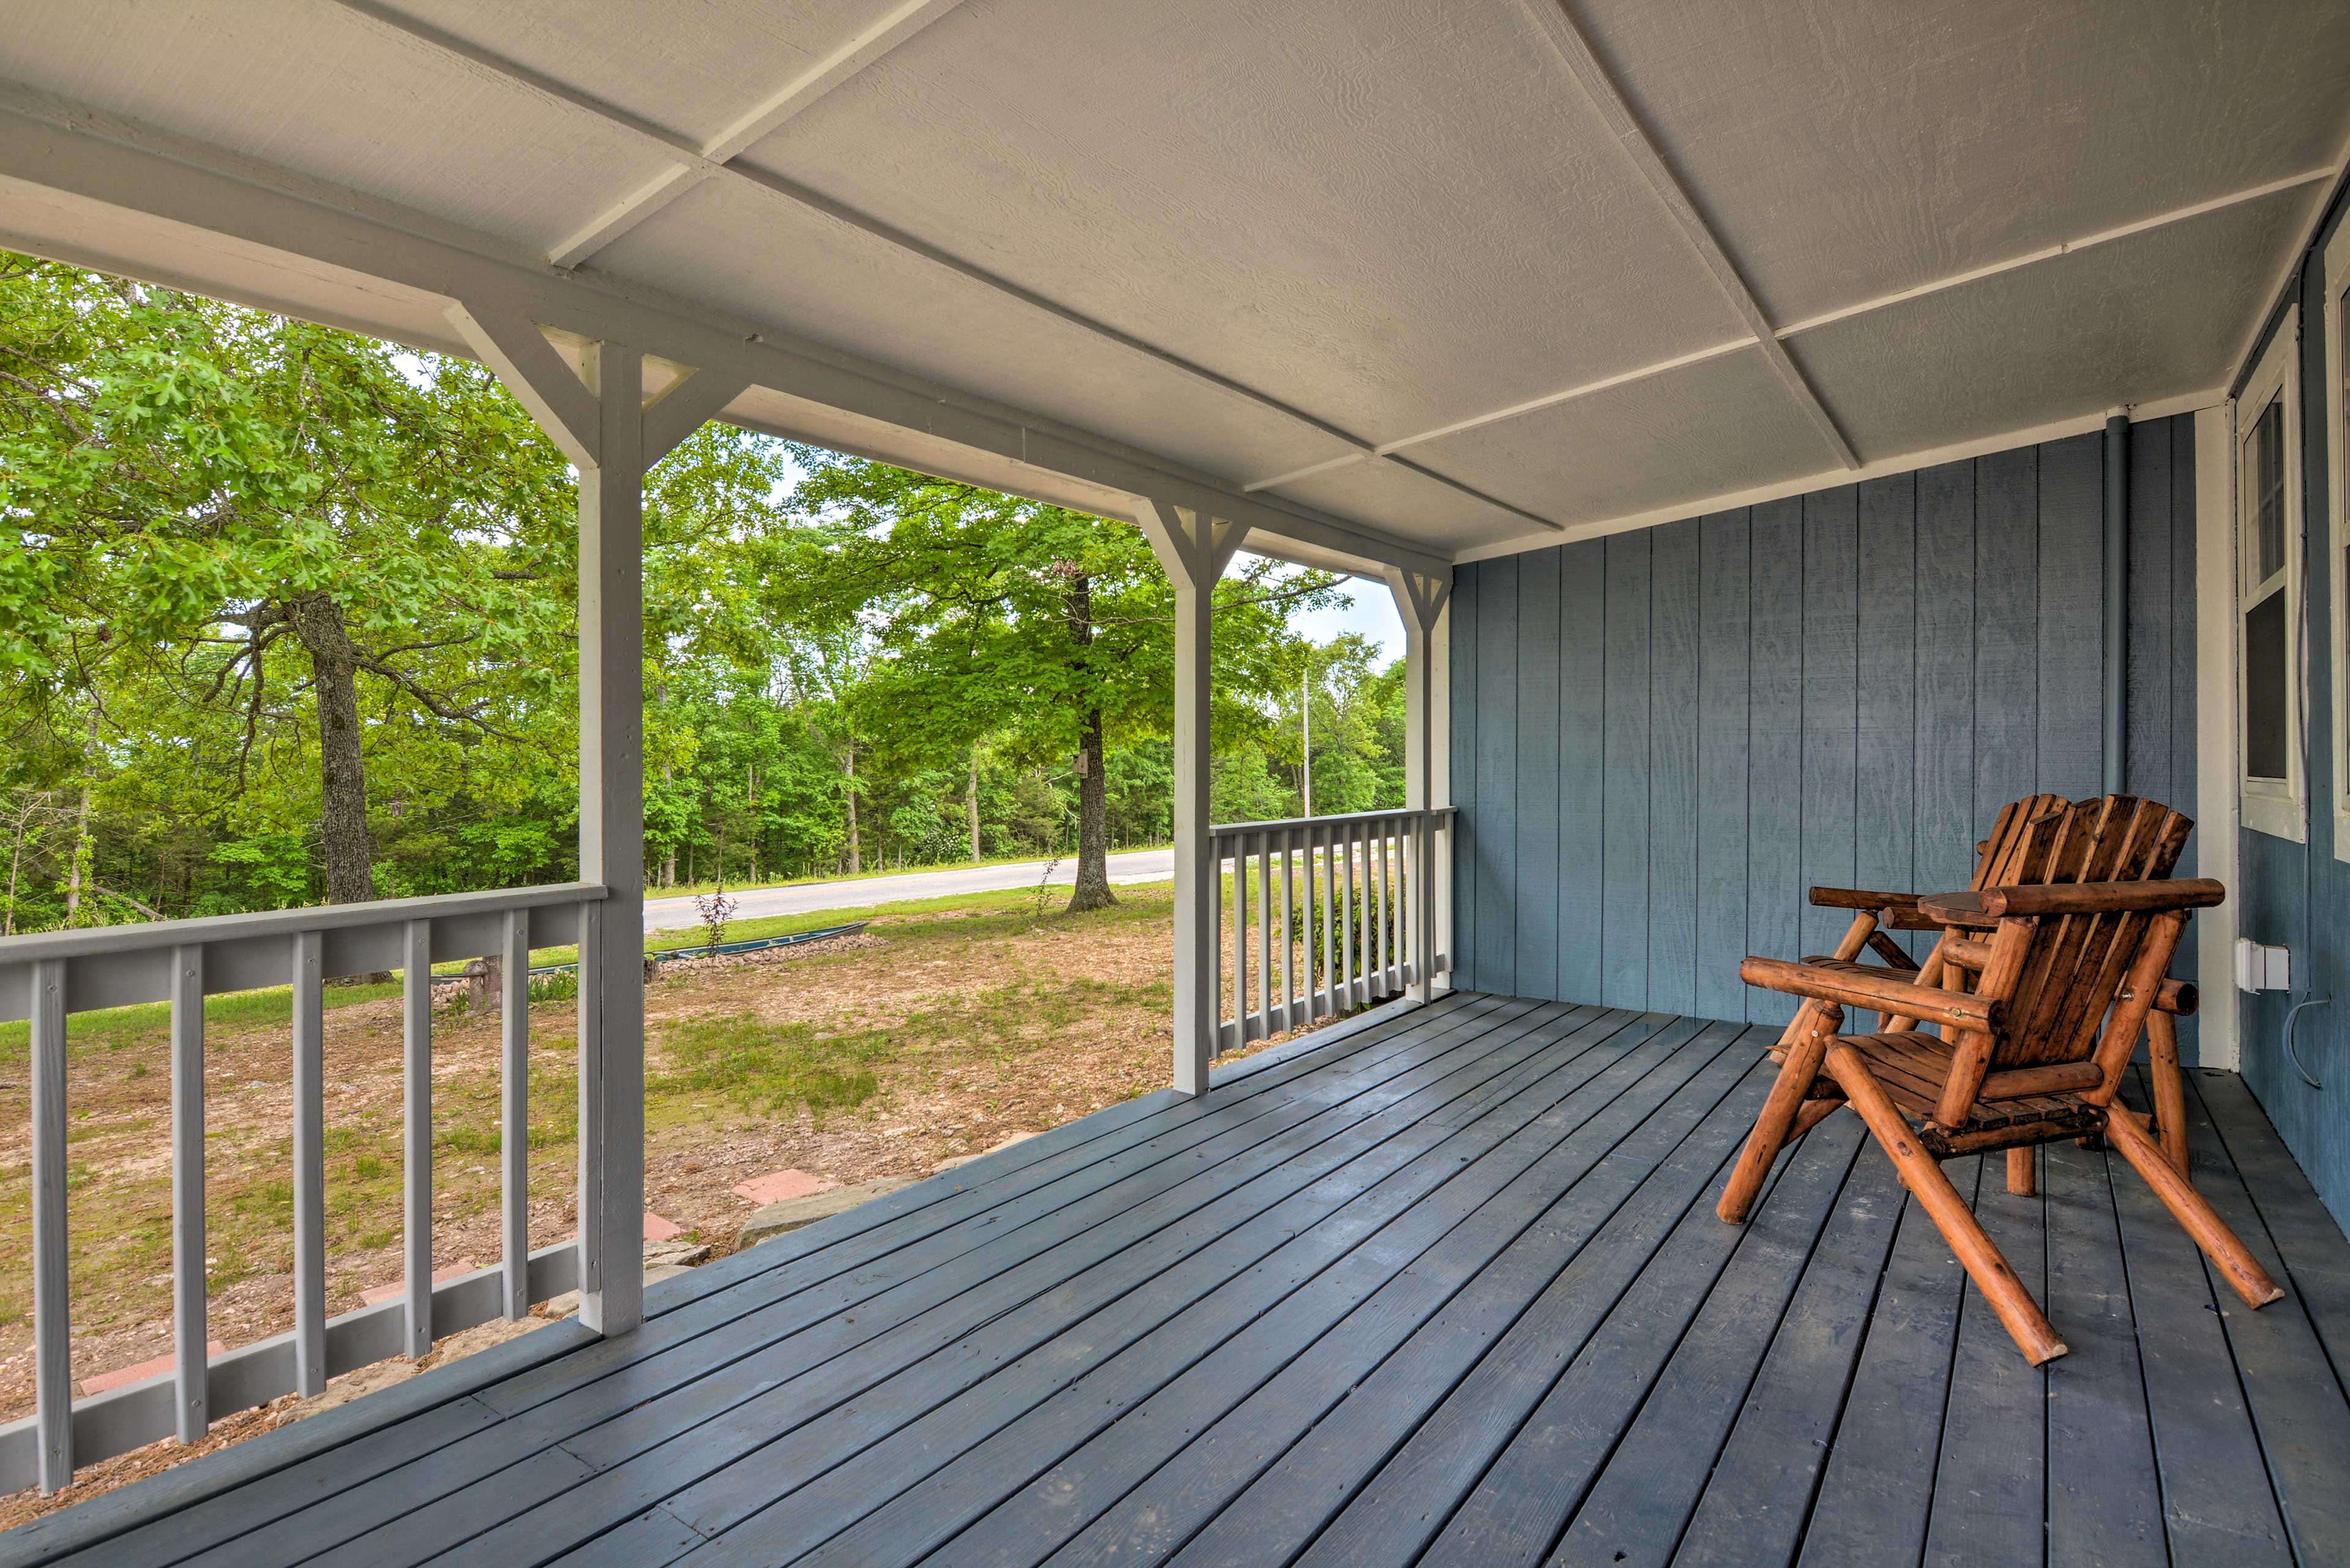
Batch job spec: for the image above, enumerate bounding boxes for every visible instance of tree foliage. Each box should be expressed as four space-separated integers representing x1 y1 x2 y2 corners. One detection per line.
0 255 1408 931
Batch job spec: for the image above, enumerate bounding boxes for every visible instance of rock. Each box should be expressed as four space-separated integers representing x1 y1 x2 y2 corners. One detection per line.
934 1130 1040 1173
737 1175 920 1249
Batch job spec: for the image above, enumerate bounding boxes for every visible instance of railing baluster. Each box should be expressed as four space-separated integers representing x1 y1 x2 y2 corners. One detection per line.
1372 823 1391 991
1370 820 1389 996
170 943 207 1443
1324 823 1340 1014
574 902 605 1313
1303 825 1321 1019
291 930 326 1397
501 909 530 1321
1277 829 1294 1032
1342 823 1358 1007
1255 831 1272 1042
403 919 433 1359
1229 832 1248 1043
30 958 70 1492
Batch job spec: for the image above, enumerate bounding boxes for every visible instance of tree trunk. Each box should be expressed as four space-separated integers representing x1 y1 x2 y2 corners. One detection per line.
1062 572 1115 913
285 592 377 906
286 592 388 980
968 750 982 863
4 794 30 937
660 763 676 888
842 736 860 875
63 710 95 928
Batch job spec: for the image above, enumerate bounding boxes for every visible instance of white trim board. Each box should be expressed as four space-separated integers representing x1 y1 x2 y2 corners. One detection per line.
2196 403 2244 1073
2324 210 2350 862
1453 387 2223 564
2233 309 2307 845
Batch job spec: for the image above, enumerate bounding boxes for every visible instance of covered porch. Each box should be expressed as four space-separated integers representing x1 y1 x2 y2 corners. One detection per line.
4 0 2350 1561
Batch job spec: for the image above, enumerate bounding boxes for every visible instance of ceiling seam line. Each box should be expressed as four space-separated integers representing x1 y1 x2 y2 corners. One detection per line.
326 0 1556 530
1513 0 1860 471
1242 162 2329 492
547 0 971 267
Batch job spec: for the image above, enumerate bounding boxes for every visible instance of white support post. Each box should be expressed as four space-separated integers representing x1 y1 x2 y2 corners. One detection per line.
1386 566 1452 1003
1138 501 1247 1096
449 303 748 1337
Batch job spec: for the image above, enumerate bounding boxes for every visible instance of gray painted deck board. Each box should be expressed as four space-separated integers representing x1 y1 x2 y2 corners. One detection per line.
13 999 2350 1568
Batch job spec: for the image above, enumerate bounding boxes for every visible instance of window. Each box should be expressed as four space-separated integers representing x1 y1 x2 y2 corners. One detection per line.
2328 217 2350 859
2237 308 2302 842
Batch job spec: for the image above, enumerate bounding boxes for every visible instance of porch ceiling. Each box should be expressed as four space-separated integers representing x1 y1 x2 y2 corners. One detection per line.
1 1 2344 564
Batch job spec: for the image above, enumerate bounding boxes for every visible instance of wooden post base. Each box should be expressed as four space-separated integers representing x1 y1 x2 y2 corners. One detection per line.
2007 1146 2036 1197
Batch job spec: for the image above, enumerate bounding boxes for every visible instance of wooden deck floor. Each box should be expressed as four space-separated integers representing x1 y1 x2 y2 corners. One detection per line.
8 993 2350 1568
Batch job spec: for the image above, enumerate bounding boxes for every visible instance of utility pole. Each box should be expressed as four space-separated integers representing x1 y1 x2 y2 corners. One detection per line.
1300 664 1311 816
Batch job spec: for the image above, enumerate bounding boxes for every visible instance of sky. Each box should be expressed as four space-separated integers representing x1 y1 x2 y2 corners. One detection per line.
1250 557 1404 665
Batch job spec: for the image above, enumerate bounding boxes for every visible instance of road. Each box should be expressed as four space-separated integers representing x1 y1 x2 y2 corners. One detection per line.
642 848 1177 933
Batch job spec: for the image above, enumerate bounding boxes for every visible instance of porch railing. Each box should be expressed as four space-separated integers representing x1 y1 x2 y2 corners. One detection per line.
0 881 608 1494
1212 808 1453 1053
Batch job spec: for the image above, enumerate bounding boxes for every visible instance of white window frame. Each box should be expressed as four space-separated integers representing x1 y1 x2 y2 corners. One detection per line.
2326 218 2350 861
2235 307 2303 843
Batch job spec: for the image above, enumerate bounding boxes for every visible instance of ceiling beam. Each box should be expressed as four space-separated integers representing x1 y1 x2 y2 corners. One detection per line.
1240 164 2331 496
328 0 1560 533
1513 0 1859 471
544 0 968 267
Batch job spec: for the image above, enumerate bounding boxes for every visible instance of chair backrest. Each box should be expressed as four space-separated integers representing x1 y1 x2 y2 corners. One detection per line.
1972 794 2193 1067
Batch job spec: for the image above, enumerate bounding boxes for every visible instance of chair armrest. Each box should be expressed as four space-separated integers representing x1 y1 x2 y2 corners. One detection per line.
1808 886 1925 911
1919 878 2225 923
1740 956 1996 1031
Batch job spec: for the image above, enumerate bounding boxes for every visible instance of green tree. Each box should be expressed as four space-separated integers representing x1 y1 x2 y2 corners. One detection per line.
776 454 1340 911
1 256 575 911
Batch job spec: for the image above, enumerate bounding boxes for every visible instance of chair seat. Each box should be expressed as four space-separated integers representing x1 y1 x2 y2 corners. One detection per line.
1796 1032 2106 1157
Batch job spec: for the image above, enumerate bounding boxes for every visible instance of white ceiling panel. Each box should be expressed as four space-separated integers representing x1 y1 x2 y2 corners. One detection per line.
596 176 1357 487
1404 345 1833 528
1789 180 2318 460
739 0 1748 446
1263 456 1546 554
382 0 886 151
0 1 677 258
1576 0 2350 327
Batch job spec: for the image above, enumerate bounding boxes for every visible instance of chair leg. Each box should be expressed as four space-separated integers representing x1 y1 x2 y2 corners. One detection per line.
2105 1105 2283 1309
2007 1147 2035 1197
1717 1022 1833 1224
1825 1045 2068 1365
2146 1012 2190 1177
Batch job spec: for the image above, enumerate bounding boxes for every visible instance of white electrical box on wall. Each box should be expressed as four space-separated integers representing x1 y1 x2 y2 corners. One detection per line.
2236 938 2292 994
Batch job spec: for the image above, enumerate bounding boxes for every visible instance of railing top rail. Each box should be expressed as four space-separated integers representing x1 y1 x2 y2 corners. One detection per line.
0 881 608 965
1210 806 1456 838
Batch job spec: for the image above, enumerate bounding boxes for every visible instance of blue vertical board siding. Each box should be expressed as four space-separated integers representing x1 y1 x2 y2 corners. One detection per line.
1558 542 1606 1003
1801 488 1860 959
2168 421 2200 1059
2037 431 2105 799
2238 235 2350 1230
1602 532 1653 1009
1446 428 2172 1030
1473 556 1518 997
1695 512 1751 1021
1449 563 1479 990
2126 417 2177 805
1974 446 2039 819
1513 548 1562 999
1856 475 1918 957
1914 460 1978 901
1648 518 1701 1015
1748 498 1805 1024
